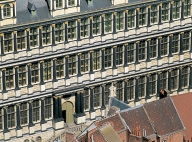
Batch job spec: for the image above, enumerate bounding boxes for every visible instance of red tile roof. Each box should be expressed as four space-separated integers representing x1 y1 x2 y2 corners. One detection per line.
171 92 192 141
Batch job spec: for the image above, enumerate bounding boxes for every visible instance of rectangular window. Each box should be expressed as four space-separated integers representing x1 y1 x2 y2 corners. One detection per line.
173 1 180 19
116 82 123 101
116 11 124 30
183 32 190 51
93 50 100 70
56 58 64 78
104 48 112 68
68 20 76 40
172 34 179 53
30 28 38 47
19 66 26 86
68 0 75 6
4 33 12 52
162 3 169 21
8 106 15 128
184 0 191 17
149 74 156 95
138 41 146 60
105 13 112 33
20 103 28 125
55 23 64 43
68 55 76 75
81 52 89 72
31 63 39 83
139 8 146 26
56 0 62 8
160 72 167 89
160 36 168 56
80 18 88 38
0 109 2 129
44 60 52 81
150 39 157 58
138 77 145 98
182 67 188 87
42 26 51 45
116 45 123 65
128 10 135 28
171 69 178 90
94 86 100 107
17 30 25 50
83 89 89 110
6 68 14 89
45 98 52 119
93 16 100 35
105 84 110 105
150 5 158 24
127 79 134 100
32 100 40 122
127 43 134 63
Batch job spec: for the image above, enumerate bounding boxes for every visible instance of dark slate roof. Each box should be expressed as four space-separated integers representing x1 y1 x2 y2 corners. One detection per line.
80 0 112 12
16 0 51 24
109 97 130 111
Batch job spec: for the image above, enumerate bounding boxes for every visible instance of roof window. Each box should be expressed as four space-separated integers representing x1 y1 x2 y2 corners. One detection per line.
28 1 37 16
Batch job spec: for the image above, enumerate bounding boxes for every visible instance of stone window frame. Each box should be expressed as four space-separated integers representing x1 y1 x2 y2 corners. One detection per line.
104 13 113 33
116 11 124 31
127 78 135 101
127 43 135 63
138 41 146 61
20 103 28 125
160 71 167 90
55 23 64 43
138 76 145 98
30 27 38 48
183 31 190 51
172 0 181 20
150 5 158 24
18 65 27 86
116 81 123 101
7 105 15 128
56 0 63 8
68 20 76 41
5 68 14 89
4 32 13 53
93 86 101 107
42 25 51 45
43 60 52 81
0 108 3 130
93 50 101 71
104 84 111 105
172 33 179 54
45 97 52 119
160 36 168 56
68 55 77 76
17 30 26 51
171 69 178 90
127 9 135 28
83 89 89 110
92 15 101 36
184 0 191 17
31 62 39 84
104 47 112 68
32 100 40 122
81 52 89 73
182 67 189 87
56 57 64 78
3 4 11 18
149 38 157 59
116 45 123 66
139 7 147 26
149 74 156 95
161 3 169 22
80 18 89 38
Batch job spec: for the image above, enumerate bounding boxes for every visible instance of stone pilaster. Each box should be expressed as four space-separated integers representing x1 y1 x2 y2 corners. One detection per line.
0 34 4 56
52 58 58 89
65 56 70 86
112 46 117 76
135 77 140 104
26 28 30 51
189 65 192 91
124 43 129 73
179 32 184 61
156 72 161 99
181 0 184 20
101 14 105 41
13 31 17 54
125 10 128 31
168 70 172 93
101 48 106 78
178 67 183 93
3 107 10 140
169 34 173 64
146 39 151 68
146 74 151 100
77 19 81 41
77 53 82 83
64 21 68 45
89 50 94 80
170 1 173 22
158 3 162 25
52 24 56 46
39 26 43 48
15 66 20 97
136 8 139 29
124 80 128 104
147 6 151 27
40 60 45 91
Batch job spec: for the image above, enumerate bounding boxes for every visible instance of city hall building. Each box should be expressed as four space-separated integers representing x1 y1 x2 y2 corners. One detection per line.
0 0 192 141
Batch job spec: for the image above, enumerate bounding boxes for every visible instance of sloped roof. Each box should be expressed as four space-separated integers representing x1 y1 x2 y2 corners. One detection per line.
171 92 192 141
109 97 130 111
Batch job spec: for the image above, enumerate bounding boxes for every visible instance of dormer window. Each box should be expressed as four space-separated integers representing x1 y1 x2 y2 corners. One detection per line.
56 0 62 8
28 1 37 16
86 0 93 5
3 4 11 17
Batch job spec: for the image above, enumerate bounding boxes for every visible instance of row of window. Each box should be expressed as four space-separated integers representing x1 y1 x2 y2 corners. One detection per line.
55 0 77 8
0 98 51 129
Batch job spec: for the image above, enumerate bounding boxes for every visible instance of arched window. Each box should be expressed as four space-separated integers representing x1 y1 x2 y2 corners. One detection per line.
3 4 11 17
23 139 29 142
36 136 42 142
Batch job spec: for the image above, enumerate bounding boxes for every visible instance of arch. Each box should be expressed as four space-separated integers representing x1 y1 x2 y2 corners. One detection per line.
3 4 11 17
23 139 29 142
62 101 74 123
36 136 42 142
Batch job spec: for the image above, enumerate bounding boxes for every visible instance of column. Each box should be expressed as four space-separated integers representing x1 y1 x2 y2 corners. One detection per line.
101 84 106 109
80 91 85 114
26 28 30 51
168 34 173 63
39 26 43 48
41 98 46 124
125 10 128 31
157 36 162 60
156 72 161 98
178 67 183 93
89 50 94 80
147 6 151 27
14 66 20 90
3 107 9 133
52 58 58 83
16 104 22 130
77 53 82 83
89 16 93 39
28 101 34 127
89 87 95 112
146 39 151 62
0 34 4 56
135 77 140 103
58 96 63 121
65 56 69 79
146 74 151 99
27 63 33 94
168 70 172 92
64 21 68 44
124 80 128 104
101 14 105 36
77 19 81 41
40 61 45 85
112 46 117 76
181 0 184 20
2 68 7 93
75 92 81 116
54 97 58 121
179 32 184 57
158 3 162 25
135 41 139 64
52 24 56 46
189 65 192 90
170 1 173 22
101 48 106 78
124 43 128 73
113 12 116 34
136 8 139 29
13 31 17 54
